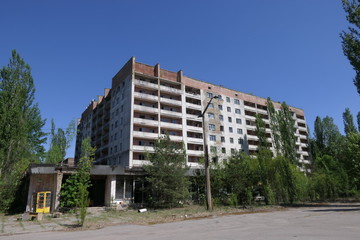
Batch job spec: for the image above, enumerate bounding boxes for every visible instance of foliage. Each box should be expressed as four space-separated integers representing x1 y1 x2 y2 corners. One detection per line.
0 50 46 211
342 132 360 190
341 0 360 95
309 155 349 200
267 99 297 164
144 135 190 208
255 114 269 150
45 119 76 164
343 108 358 136
357 111 360 132
60 138 93 226
312 116 345 158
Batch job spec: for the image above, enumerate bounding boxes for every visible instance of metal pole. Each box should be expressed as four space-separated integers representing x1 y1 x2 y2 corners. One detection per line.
199 96 217 211
202 116 213 210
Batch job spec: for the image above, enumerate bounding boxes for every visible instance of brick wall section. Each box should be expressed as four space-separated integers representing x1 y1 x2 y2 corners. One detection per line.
134 62 156 77
160 69 177 81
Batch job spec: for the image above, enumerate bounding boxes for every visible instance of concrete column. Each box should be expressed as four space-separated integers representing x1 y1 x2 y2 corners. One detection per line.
105 175 116 206
26 175 35 212
53 172 63 212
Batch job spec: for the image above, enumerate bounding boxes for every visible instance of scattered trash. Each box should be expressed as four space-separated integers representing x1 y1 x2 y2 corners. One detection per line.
138 208 147 213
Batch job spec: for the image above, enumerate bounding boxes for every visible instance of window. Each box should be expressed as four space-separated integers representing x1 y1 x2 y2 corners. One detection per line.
237 128 243 134
226 97 230 102
229 127 233 133
220 125 224 131
228 117 232 122
217 95 222 100
219 115 224 121
236 118 242 124
115 121 118 128
139 154 146 160
238 138 244 144
208 113 215 119
209 135 216 141
210 146 217 153
115 108 119 116
222 148 226 153
114 145 118 152
231 148 235 154
234 99 240 105
209 124 215 131
208 103 214 109
221 136 225 142
115 133 118 140
218 105 223 110
227 107 231 112
235 108 241 114
207 92 213 98
230 137 234 143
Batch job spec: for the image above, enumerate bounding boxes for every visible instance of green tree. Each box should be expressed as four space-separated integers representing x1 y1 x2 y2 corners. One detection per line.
255 114 269 150
312 116 344 158
341 0 360 95
0 50 46 211
223 151 259 205
45 119 76 164
357 111 360 132
267 98 297 164
144 135 190 208
342 132 360 190
60 138 93 226
343 108 358 135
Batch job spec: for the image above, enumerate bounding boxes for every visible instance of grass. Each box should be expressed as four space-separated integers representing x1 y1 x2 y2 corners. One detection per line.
81 204 282 229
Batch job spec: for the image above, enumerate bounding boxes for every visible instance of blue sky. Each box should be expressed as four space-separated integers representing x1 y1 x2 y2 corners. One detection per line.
0 0 358 158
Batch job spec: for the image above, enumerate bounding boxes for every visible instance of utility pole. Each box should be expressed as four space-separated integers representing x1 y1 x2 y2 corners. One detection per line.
199 95 218 211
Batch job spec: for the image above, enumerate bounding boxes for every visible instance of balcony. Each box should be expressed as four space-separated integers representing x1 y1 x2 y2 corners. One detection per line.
133 118 159 127
185 92 201 100
187 150 203 156
248 145 258 151
132 145 154 152
160 109 182 118
159 85 182 95
133 131 159 139
134 79 158 89
244 105 257 112
187 137 204 144
134 92 158 102
168 135 183 141
133 104 159 114
160 121 183 130
160 97 182 106
187 125 203 133
185 102 202 110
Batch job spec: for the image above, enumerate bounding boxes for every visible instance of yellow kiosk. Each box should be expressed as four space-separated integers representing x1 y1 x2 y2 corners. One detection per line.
33 191 51 213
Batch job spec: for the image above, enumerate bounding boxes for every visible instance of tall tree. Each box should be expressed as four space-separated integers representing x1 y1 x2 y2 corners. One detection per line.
0 50 46 211
255 114 269 150
343 108 358 135
357 111 360 132
341 0 360 95
60 137 93 225
312 116 344 157
45 119 76 164
267 98 297 164
144 135 190 208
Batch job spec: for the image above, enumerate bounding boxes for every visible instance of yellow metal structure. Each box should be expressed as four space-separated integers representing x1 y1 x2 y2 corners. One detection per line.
33 191 51 213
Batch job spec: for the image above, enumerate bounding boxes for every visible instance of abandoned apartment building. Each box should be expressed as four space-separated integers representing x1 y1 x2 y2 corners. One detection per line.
26 57 310 212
